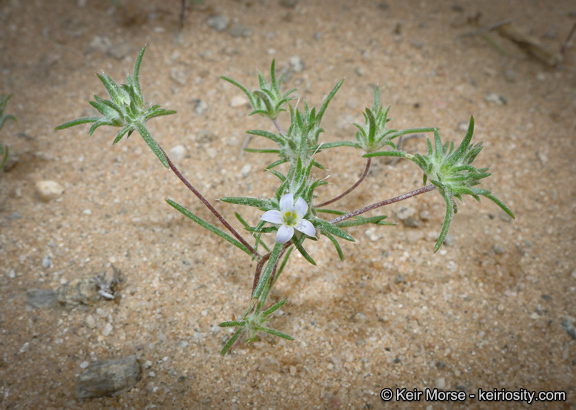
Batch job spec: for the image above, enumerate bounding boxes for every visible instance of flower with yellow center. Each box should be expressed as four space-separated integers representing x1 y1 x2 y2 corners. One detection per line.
261 193 316 243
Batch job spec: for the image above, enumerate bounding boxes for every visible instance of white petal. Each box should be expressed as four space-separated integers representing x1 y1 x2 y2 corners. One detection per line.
294 197 308 217
261 210 283 224
296 219 316 237
276 225 294 243
279 193 294 212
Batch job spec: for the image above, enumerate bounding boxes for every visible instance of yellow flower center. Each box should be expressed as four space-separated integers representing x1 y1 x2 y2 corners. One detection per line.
283 211 297 227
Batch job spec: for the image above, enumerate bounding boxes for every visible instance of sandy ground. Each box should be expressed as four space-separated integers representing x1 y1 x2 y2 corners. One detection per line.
1 0 576 408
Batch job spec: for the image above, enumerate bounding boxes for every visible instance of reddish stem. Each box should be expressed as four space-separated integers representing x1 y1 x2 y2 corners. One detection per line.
159 146 258 257
316 158 372 208
329 184 436 224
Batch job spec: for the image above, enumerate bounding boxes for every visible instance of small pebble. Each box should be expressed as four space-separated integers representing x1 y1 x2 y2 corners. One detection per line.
36 180 64 202
364 227 380 242
80 361 90 369
20 342 30 353
290 366 297 376
230 95 249 108
289 56 305 73
395 206 416 221
443 234 455 246
85 315 96 329
102 323 113 337
205 148 217 159
492 244 505 255
42 255 52 268
197 129 212 143
206 15 230 32
170 67 188 86
229 24 253 38
26 289 57 309
106 42 134 61
194 99 208 115
436 377 446 389
169 145 187 163
177 340 189 349
562 319 576 340
75 356 141 399
83 209 92 215
8 269 16 279
485 93 506 105
240 164 252 177
419 210 431 221
143 360 153 369
403 218 421 228
458 121 468 132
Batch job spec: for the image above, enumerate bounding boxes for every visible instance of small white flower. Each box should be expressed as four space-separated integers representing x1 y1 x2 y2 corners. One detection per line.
261 193 316 243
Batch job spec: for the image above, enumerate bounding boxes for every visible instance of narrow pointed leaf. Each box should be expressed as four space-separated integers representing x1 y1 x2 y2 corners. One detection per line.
166 198 253 256
262 299 286 316
220 328 244 356
258 327 294 340
55 117 99 130
323 231 344 261
314 218 355 242
219 321 246 328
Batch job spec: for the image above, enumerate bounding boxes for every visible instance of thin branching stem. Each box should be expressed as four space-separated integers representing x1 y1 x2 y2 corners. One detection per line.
329 184 436 224
272 119 284 135
251 253 271 297
250 242 291 297
159 146 259 257
316 158 372 208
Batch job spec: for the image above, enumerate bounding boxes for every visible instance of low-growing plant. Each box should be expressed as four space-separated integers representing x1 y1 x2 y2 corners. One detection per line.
0 94 16 171
56 46 514 355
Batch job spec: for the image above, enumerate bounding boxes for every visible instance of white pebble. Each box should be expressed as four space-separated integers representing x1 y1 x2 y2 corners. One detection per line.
169 145 187 163
289 56 305 72
42 255 52 268
36 180 64 202
85 315 96 329
436 377 446 389
20 342 30 353
80 361 90 369
102 323 113 337
230 95 249 108
240 164 251 177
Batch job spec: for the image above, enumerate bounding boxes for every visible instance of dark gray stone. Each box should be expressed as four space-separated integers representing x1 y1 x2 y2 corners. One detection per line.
562 319 576 340
26 289 58 309
75 356 141 398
